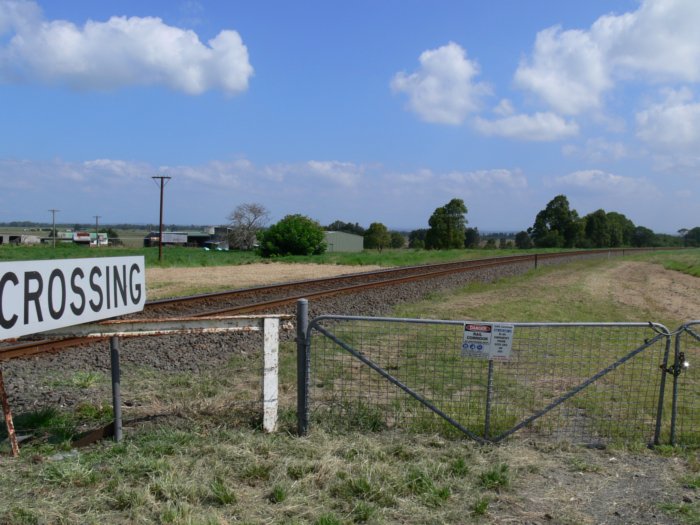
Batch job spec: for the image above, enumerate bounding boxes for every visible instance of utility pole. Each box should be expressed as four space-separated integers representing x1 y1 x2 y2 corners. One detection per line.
152 176 171 262
49 209 59 248
94 215 101 248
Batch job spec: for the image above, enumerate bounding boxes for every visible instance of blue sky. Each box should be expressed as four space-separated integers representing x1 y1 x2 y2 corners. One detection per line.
0 0 697 233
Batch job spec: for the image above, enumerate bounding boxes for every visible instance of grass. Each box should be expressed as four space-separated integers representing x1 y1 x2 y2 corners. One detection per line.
0 241 576 269
0 250 699 523
632 248 700 277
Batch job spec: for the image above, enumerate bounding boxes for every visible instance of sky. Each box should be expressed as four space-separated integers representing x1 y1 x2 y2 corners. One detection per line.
0 0 698 233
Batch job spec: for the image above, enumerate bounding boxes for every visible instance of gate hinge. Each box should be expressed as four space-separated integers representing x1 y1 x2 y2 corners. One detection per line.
660 352 689 377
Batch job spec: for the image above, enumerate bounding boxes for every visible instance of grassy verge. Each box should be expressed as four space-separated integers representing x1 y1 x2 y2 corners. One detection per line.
633 248 700 277
1 253 698 524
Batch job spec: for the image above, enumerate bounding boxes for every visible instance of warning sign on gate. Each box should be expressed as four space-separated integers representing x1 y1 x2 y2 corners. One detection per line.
461 322 514 360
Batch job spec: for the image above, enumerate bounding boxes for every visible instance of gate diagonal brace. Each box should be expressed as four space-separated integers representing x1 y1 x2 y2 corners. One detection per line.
661 352 689 377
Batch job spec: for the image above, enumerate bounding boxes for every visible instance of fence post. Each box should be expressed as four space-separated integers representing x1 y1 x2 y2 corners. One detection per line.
534 254 538 269
670 328 685 446
297 299 309 436
262 317 280 433
653 334 673 445
484 360 494 441
110 336 122 442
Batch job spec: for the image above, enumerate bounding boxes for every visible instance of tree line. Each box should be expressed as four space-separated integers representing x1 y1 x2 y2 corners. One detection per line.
224 196 692 257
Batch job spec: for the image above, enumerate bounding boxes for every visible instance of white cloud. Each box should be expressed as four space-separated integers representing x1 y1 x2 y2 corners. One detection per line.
516 0 700 114
515 26 610 115
473 112 578 141
444 169 528 190
391 42 490 125
562 138 628 162
493 99 515 117
636 88 700 151
554 169 655 195
306 160 363 187
0 0 253 94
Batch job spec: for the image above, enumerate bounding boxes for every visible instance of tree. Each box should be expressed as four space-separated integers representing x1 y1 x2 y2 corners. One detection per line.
326 220 365 236
227 203 270 250
678 228 689 247
408 229 427 249
630 226 657 247
685 227 700 247
464 227 480 248
364 222 391 252
514 230 533 249
607 212 636 247
425 198 468 249
390 232 406 249
258 214 326 257
530 195 582 248
583 209 610 248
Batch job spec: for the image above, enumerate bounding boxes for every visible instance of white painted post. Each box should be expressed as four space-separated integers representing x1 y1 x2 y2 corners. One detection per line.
262 317 279 432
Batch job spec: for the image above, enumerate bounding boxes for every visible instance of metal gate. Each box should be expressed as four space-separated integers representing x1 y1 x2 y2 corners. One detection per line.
297 306 677 446
671 321 700 446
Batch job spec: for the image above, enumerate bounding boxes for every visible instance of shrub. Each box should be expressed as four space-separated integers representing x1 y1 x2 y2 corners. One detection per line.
257 214 326 257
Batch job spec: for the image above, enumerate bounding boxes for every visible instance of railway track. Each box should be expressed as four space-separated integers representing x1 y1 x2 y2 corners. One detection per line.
0 248 647 361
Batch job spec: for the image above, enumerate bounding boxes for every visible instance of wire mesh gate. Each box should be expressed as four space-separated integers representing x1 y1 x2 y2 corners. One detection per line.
672 321 700 446
297 309 680 446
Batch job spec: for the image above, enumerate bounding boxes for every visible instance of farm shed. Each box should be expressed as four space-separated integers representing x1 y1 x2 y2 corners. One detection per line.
324 231 363 252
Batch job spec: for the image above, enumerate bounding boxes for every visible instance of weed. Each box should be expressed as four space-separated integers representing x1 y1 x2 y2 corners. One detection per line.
450 457 470 477
70 371 103 389
660 502 700 524
478 464 510 491
74 403 112 422
403 467 450 507
471 496 490 516
43 460 98 487
315 514 343 525
568 457 601 473
683 475 700 490
110 488 147 511
240 462 273 484
287 463 316 480
6 507 40 525
268 484 287 503
352 501 377 523
331 474 395 508
209 477 237 505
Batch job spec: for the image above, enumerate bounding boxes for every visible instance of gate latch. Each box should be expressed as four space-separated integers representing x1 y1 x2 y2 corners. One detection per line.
661 352 689 377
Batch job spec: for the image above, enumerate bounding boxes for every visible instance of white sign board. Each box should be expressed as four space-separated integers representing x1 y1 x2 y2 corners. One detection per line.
462 322 514 360
0 256 146 340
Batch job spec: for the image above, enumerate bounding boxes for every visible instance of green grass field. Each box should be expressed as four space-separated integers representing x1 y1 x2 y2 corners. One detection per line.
3 241 687 271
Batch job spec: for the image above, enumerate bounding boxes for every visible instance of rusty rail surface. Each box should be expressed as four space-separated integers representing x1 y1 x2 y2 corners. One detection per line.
0 248 655 361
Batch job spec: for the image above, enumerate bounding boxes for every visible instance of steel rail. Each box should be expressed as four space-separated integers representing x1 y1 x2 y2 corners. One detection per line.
0 247 656 361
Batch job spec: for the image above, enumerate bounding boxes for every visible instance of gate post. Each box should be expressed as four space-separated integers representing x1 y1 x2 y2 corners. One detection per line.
263 317 280 433
110 336 122 442
296 299 309 436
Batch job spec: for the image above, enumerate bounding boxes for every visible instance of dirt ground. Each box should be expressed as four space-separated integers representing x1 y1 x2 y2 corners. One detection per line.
584 261 700 321
145 262 382 299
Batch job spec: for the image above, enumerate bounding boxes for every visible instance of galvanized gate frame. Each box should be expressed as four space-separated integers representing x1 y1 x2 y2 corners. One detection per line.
670 320 700 445
296 300 676 444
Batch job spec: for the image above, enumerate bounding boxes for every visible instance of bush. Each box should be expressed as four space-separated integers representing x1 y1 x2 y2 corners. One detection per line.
258 214 326 257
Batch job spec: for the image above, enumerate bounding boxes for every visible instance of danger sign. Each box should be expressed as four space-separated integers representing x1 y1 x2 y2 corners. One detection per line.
462 322 514 360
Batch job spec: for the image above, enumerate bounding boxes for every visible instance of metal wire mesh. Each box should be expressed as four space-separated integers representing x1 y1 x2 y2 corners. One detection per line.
674 322 700 446
308 317 671 446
